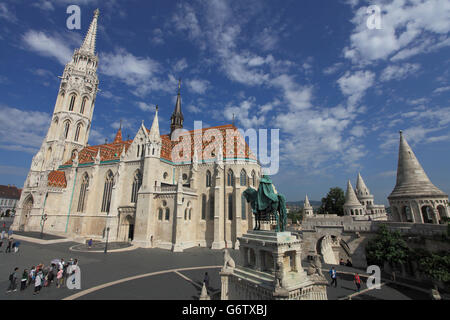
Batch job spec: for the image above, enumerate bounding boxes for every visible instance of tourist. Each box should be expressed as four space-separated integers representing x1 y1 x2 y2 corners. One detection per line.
88 238 93 249
56 267 64 288
329 267 337 287
20 269 28 291
28 266 36 286
354 273 361 292
1 230 4 240
6 267 19 293
339 258 345 265
34 270 43 295
346 259 353 267
5 237 12 253
7 228 12 238
47 264 55 287
203 272 209 288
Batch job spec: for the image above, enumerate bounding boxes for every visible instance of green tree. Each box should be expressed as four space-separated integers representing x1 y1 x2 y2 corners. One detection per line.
365 224 410 267
412 249 450 284
317 187 345 216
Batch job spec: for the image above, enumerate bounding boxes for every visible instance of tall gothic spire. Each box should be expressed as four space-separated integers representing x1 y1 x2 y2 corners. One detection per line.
170 79 184 138
80 9 100 54
149 105 160 141
389 131 446 198
304 194 312 208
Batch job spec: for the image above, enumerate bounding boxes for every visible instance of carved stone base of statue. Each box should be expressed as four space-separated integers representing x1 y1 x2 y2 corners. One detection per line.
220 230 328 300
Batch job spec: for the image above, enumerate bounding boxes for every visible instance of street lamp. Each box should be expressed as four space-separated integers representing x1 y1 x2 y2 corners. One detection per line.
104 227 110 253
40 214 48 239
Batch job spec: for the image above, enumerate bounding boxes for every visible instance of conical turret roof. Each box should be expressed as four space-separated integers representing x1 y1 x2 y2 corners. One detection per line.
148 106 160 141
356 173 371 197
345 180 362 206
389 131 447 199
304 194 312 208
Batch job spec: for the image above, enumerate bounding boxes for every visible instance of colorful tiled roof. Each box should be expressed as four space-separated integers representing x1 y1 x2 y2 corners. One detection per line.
155 124 257 163
48 171 67 188
63 128 132 166
0 185 21 199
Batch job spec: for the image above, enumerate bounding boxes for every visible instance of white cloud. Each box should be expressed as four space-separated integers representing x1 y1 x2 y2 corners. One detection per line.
0 3 17 22
433 86 450 94
151 28 164 45
337 70 375 106
136 101 154 112
173 58 188 72
0 105 50 153
22 30 75 65
224 97 266 129
380 63 421 82
187 105 202 113
271 74 312 111
186 79 209 94
344 0 450 64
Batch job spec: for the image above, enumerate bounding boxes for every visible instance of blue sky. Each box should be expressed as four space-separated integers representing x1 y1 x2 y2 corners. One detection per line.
0 0 449 204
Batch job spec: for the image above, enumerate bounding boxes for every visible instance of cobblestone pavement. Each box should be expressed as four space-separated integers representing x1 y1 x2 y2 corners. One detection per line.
0 234 431 300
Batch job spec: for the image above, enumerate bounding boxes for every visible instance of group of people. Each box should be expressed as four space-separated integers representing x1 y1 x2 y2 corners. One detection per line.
0 228 20 253
329 266 362 292
6 258 79 295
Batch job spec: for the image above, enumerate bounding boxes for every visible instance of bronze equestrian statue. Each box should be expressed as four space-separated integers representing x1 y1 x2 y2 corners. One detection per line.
243 175 287 232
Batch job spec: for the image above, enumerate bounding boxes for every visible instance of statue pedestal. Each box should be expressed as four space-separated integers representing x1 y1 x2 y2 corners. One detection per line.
220 230 328 300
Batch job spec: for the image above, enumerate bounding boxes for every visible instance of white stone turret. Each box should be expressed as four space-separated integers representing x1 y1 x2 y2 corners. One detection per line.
146 106 161 159
355 173 375 207
344 180 365 216
303 195 314 216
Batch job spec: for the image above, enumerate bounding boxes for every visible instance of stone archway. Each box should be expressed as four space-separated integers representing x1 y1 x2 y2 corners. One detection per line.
317 235 351 265
391 206 401 222
19 195 34 231
118 215 134 242
401 206 413 222
437 205 447 223
421 205 434 224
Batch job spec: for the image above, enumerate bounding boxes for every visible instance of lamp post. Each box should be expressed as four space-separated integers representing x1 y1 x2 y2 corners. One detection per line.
104 227 110 253
40 214 47 239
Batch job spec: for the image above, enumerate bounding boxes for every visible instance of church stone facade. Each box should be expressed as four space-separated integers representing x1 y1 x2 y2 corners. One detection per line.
388 131 449 224
12 10 261 251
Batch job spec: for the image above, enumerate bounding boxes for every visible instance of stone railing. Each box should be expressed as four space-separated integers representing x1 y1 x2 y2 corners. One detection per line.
153 185 197 194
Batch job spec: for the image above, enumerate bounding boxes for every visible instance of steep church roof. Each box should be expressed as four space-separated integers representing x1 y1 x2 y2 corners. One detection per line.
48 171 67 188
389 131 447 199
344 180 362 206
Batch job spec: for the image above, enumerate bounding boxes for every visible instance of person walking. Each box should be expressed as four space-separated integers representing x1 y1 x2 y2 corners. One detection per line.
329 267 337 288
1 230 4 240
56 267 64 288
20 269 28 291
28 266 36 286
7 228 12 238
354 273 361 292
6 267 19 293
5 237 12 253
88 239 93 249
34 270 43 295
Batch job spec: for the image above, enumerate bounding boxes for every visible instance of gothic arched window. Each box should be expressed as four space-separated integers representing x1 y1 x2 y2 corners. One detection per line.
101 171 114 213
227 169 234 187
158 208 163 220
80 97 88 114
165 208 170 220
240 169 247 186
69 94 76 111
74 123 82 142
131 170 142 203
251 170 256 186
63 121 71 139
206 170 211 187
77 173 89 212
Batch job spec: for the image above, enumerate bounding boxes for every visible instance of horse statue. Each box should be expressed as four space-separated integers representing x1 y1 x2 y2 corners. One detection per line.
242 175 287 232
